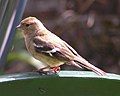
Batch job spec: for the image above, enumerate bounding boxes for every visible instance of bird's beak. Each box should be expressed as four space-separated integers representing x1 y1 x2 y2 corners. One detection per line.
16 24 21 29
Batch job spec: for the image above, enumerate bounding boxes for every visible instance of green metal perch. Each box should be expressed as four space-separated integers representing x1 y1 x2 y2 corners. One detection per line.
0 71 120 96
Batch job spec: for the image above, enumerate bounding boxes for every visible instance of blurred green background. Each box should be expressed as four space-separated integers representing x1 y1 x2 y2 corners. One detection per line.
4 0 120 74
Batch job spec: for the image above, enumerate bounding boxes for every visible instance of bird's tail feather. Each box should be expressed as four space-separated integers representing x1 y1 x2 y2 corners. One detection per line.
74 56 106 76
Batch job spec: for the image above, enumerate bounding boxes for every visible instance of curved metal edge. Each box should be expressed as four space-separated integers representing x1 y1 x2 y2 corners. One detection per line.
0 71 120 83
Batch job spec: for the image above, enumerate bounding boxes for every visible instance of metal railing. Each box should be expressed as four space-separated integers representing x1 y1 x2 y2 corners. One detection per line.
0 0 27 70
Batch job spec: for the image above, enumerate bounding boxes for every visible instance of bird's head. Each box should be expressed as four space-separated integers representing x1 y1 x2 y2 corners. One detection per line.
17 17 46 36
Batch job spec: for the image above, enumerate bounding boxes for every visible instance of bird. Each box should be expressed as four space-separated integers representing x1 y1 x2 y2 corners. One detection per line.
17 16 106 75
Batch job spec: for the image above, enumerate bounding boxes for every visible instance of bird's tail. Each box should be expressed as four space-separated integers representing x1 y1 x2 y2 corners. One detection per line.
74 56 106 76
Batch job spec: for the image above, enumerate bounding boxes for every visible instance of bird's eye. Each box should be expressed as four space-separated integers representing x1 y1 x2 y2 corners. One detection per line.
26 24 30 27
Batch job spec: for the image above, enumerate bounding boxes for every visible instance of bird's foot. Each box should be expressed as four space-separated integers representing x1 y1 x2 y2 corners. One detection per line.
50 66 60 73
35 66 60 75
36 66 54 75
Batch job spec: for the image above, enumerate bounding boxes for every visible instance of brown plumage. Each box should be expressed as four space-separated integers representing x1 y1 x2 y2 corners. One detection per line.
17 17 106 75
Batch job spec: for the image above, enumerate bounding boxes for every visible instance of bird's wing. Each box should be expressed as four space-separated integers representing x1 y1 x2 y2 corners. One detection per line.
33 37 74 61
63 41 80 56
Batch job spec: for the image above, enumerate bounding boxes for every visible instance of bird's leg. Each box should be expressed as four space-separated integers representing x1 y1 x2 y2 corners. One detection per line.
50 66 61 73
36 66 52 75
36 66 60 75
37 66 50 71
